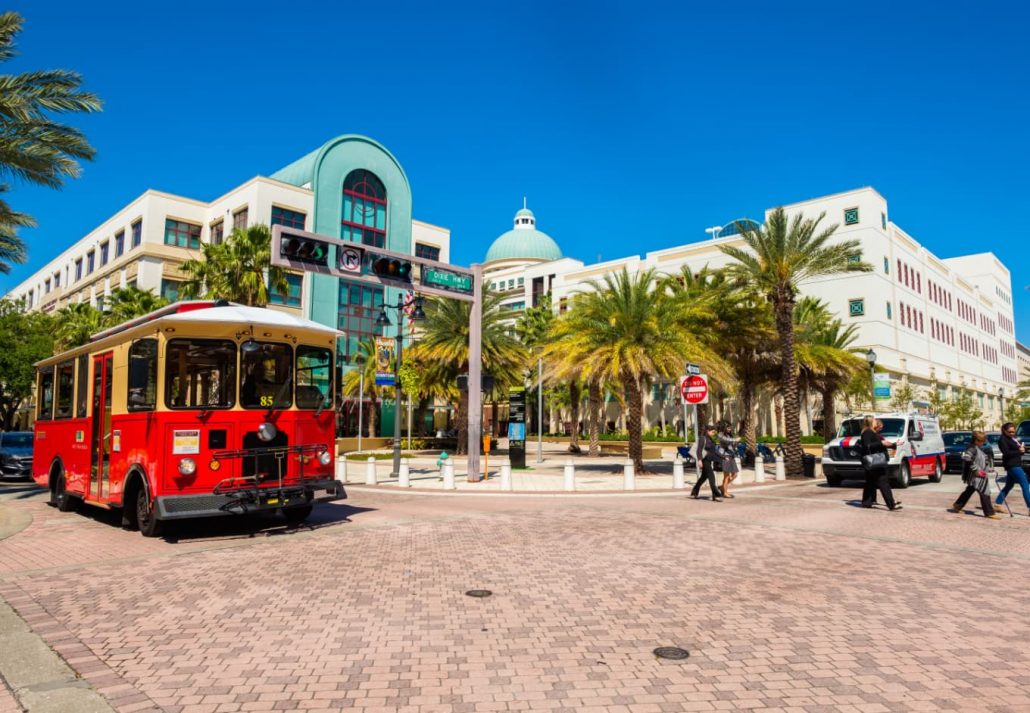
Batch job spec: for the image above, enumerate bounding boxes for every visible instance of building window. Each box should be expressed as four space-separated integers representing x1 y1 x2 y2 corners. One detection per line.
269 273 303 308
271 206 305 230
844 207 859 225
100 241 109 267
164 219 201 249
341 169 387 248
160 279 182 302
210 220 224 245
114 231 124 258
883 257 889 274
233 207 249 231
54 272 60 288
848 299 864 317
86 250 95 274
131 220 142 248
44 278 51 293
338 279 384 363
74 258 82 282
414 243 440 261
881 212 886 230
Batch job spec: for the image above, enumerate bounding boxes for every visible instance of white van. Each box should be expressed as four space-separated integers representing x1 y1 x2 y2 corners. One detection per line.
821 412 946 488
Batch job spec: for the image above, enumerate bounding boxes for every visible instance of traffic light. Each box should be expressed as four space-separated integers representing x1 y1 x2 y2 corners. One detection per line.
281 235 329 267
370 255 413 283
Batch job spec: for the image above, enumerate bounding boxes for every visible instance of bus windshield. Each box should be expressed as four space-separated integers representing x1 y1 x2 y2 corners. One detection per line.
838 418 906 438
165 339 237 409
240 342 292 409
296 346 333 409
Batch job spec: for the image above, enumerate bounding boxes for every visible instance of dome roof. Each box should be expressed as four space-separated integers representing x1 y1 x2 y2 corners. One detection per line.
485 204 563 264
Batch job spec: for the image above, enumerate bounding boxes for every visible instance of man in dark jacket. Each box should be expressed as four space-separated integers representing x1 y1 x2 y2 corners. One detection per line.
690 425 723 502
996 422 1029 516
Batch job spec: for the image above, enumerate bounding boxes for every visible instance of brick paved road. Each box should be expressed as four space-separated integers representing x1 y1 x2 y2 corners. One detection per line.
1 477 1029 712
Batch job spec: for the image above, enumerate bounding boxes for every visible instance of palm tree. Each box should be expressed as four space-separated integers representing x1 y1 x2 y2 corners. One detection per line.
179 224 288 306
54 301 104 350
0 12 102 273
105 286 168 324
721 209 871 476
411 292 526 454
340 338 393 439
548 268 728 472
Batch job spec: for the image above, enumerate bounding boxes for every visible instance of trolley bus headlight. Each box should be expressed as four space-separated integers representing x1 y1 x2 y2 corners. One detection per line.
318 449 332 466
257 422 278 442
178 458 197 476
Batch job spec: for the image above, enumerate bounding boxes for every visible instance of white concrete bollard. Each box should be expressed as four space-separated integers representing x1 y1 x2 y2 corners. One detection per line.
672 455 685 489
500 461 512 491
365 457 377 485
754 457 765 483
774 455 786 481
623 458 635 491
336 456 347 483
442 461 456 490
735 457 743 477
563 459 575 491
398 458 410 488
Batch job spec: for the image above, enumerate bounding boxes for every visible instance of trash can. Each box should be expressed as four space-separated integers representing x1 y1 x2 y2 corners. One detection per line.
802 453 816 478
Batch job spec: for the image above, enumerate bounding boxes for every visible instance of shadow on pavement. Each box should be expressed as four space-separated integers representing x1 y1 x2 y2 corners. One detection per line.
160 501 375 543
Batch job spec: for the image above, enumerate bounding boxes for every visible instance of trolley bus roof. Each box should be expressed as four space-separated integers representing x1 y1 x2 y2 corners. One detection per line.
156 304 342 336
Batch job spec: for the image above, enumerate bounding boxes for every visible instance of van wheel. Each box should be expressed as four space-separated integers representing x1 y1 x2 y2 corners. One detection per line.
52 472 77 512
894 461 911 489
136 486 163 538
283 505 313 525
928 460 943 483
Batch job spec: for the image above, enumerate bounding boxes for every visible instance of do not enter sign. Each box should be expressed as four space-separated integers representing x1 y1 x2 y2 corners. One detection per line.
681 374 709 405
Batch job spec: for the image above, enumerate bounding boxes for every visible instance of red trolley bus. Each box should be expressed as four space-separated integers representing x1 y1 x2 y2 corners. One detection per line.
32 301 345 536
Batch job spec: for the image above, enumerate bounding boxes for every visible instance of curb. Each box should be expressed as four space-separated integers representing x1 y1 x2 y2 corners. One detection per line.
342 479 812 498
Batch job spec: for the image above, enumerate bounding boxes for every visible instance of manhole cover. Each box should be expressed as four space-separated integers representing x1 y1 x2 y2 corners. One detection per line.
465 589 493 598
653 646 690 660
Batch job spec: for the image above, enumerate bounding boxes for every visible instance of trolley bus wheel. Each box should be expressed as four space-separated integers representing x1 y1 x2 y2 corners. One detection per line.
52 471 77 513
283 505 313 526
136 486 163 538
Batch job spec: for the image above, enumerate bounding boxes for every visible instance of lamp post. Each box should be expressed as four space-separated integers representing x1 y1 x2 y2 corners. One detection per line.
536 352 544 464
375 293 426 477
866 349 877 411
705 225 723 240
998 386 1005 422
354 353 366 453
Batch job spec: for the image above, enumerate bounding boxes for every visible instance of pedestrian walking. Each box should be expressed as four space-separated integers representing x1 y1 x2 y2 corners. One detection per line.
719 423 740 498
949 430 1001 519
995 422 1029 516
860 416 902 511
690 424 723 502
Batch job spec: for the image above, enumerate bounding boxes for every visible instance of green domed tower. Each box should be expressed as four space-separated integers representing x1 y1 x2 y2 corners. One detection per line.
484 204 563 266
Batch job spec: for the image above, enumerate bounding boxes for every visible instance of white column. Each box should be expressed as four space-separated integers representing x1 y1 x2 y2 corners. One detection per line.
623 458 635 490
563 459 575 491
754 457 765 483
365 457 376 485
500 461 512 491
336 456 347 483
672 455 685 489
774 455 785 481
398 458 410 487
443 461 455 490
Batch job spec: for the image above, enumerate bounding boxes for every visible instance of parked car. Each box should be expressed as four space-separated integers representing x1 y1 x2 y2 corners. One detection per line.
942 431 995 474
822 412 945 488
0 431 33 480
985 431 1003 463
1018 421 1030 470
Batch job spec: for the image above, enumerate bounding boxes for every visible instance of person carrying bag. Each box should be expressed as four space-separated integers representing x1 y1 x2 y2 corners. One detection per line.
860 416 901 510
950 430 1000 518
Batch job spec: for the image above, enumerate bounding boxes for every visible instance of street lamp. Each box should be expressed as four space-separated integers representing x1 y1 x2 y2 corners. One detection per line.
536 350 544 464
866 349 877 411
998 386 1005 421
374 293 426 477
354 353 366 453
705 225 723 240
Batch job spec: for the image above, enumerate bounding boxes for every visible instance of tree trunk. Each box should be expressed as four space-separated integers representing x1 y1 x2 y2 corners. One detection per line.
368 398 378 438
740 378 757 457
588 380 601 457
775 297 803 476
456 391 468 455
820 386 836 438
625 374 645 472
774 395 783 437
491 398 499 437
568 380 581 453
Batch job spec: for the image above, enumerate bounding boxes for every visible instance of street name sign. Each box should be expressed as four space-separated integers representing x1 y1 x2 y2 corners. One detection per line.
686 363 701 375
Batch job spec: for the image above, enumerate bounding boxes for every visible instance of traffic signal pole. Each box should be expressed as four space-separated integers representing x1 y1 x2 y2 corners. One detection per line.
466 264 483 482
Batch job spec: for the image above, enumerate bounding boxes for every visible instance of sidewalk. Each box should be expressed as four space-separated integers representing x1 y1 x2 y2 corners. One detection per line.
339 440 797 493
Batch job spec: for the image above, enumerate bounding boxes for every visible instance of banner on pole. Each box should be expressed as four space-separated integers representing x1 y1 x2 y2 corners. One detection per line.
375 337 395 386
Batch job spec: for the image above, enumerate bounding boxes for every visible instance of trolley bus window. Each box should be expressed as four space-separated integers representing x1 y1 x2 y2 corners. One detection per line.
240 343 292 409
76 355 89 418
55 361 75 419
127 338 158 410
296 346 333 409
165 339 236 409
37 366 54 421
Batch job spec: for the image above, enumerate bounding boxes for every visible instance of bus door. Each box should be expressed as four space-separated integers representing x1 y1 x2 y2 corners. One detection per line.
89 352 113 501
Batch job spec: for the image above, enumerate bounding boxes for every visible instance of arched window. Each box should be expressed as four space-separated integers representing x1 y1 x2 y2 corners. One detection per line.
341 169 387 248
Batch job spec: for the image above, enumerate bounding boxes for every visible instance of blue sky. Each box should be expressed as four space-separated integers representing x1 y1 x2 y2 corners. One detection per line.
3 0 1028 339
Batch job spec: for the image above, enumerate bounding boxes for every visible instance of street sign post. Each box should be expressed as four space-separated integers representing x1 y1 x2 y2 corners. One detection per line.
271 225 484 482
680 374 709 480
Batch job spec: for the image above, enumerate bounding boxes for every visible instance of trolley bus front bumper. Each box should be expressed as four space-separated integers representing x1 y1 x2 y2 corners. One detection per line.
153 478 346 521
